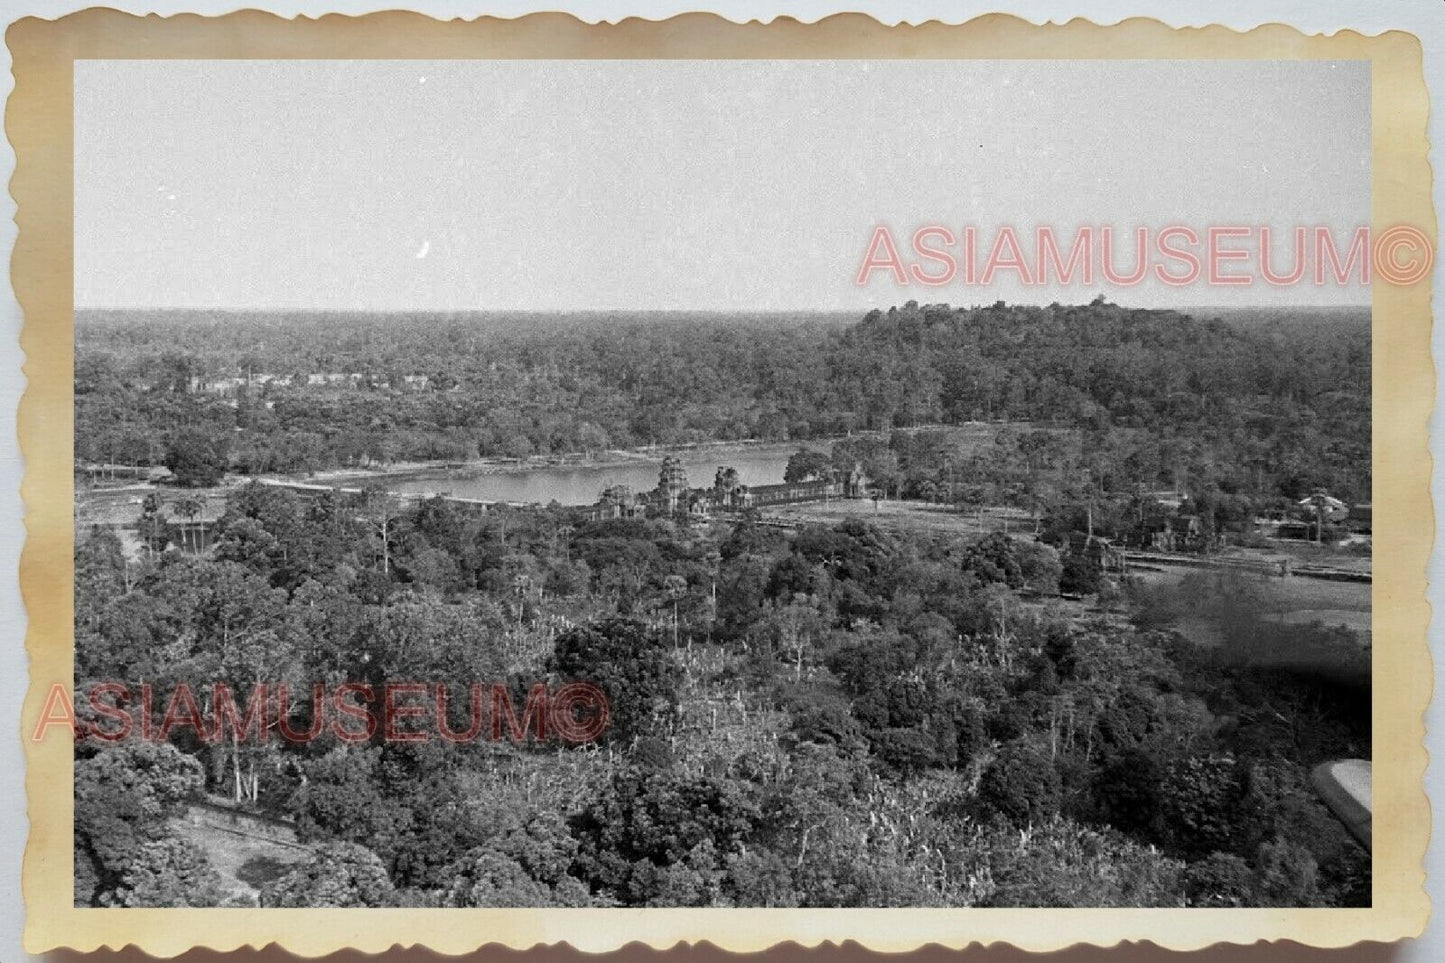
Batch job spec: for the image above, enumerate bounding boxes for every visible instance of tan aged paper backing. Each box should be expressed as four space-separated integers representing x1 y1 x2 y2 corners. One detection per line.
9 9 1433 956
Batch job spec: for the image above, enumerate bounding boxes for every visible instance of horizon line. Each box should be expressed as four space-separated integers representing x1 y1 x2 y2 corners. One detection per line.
73 302 1375 314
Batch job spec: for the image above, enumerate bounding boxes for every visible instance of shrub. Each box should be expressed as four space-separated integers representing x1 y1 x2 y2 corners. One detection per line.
261 842 395 908
549 617 682 743
1059 554 1103 595
977 741 1063 825
1183 852 1256 907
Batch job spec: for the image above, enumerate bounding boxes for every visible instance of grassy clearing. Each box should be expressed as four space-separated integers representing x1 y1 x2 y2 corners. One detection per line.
171 816 310 902
762 498 1033 537
1129 568 1369 687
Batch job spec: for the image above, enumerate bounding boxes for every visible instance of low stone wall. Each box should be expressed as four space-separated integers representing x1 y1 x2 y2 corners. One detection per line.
186 797 306 850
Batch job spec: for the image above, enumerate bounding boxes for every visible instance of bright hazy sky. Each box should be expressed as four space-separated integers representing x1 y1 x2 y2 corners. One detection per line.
76 59 1370 311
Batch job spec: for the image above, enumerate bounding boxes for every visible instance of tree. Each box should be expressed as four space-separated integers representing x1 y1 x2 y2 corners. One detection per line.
1059 552 1103 596
442 851 571 907
288 747 415 863
173 495 205 553
1092 746 1163 836
68 301 1372 911
571 767 757 906
976 740 1062 826
164 430 228 487
784 449 834 484
137 493 173 559
76 523 131 606
1183 852 1255 907
959 532 1025 588
549 617 682 744
1014 539 1063 594
1158 755 1243 858
577 422 610 455
443 811 592 907
102 838 225 907
713 466 741 496
74 742 206 905
360 487 402 580
972 816 1185 907
261 842 395 907
1249 836 1326 907
663 574 688 646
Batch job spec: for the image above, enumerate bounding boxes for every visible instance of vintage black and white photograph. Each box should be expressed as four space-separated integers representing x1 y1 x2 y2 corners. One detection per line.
71 58 1372 910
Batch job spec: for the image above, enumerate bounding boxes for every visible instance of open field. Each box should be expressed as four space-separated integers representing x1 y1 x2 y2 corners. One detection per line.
170 814 310 903
761 498 1036 536
1130 561 1371 659
1221 539 1372 575
1131 563 1370 616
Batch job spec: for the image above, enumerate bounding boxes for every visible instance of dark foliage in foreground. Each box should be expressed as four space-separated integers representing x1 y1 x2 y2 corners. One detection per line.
74 490 1369 908
73 302 1370 908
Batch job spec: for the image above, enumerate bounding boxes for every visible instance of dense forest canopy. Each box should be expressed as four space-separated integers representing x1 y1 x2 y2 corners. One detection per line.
73 301 1370 908
76 487 1369 908
76 301 1369 502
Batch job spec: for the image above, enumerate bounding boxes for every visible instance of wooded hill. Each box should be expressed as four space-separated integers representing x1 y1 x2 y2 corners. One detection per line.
76 300 1368 505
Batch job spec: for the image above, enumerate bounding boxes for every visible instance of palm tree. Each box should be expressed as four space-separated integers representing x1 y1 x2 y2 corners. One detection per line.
137 493 170 561
174 495 204 553
512 572 534 629
663 574 688 647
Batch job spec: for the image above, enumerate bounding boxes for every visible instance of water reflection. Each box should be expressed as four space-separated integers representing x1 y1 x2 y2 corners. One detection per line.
387 450 792 506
